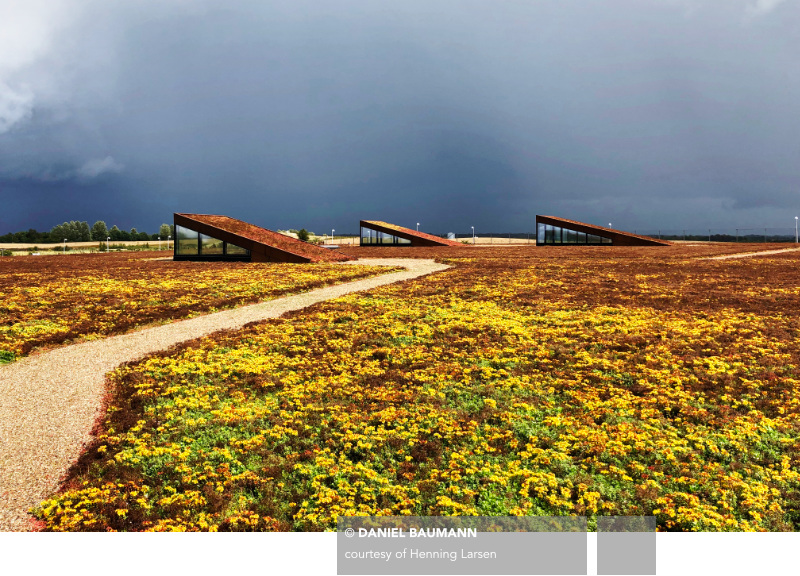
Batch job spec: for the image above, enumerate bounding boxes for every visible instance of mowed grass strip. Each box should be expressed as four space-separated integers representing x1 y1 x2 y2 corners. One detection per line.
0 251 398 360
36 246 800 531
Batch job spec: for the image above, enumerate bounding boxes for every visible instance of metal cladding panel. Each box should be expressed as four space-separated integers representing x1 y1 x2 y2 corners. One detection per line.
535 215 671 247
359 220 462 247
251 247 311 263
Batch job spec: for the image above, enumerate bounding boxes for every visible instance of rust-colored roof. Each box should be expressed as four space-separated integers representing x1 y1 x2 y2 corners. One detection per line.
176 214 353 262
537 215 672 246
361 220 463 246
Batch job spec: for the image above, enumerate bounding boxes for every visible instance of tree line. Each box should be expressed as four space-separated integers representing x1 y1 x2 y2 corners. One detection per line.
0 222 175 244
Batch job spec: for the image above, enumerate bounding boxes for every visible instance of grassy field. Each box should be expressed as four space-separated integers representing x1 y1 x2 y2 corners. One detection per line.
33 245 800 531
0 251 396 361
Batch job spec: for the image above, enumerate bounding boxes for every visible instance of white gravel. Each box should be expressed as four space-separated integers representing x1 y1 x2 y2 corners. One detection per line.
0 258 449 531
704 247 800 260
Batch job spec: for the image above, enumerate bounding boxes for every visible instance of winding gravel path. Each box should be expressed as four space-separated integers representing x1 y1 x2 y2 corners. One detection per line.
704 247 800 260
0 258 449 531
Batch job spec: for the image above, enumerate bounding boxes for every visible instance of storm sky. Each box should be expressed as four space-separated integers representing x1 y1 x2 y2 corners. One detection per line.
1 0 798 235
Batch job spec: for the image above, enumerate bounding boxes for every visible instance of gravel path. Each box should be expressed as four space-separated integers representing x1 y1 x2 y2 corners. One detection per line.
0 258 449 531
704 247 800 260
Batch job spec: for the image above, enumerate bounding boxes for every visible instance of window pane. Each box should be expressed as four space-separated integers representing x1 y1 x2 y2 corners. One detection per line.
544 225 554 244
226 242 249 255
176 225 198 255
553 226 562 243
397 236 411 244
200 233 224 255
577 231 586 243
538 223 545 244
587 234 602 244
564 229 576 243
601 236 612 244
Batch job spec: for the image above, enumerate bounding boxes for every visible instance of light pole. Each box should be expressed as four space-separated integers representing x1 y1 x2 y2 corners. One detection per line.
106 237 110 251
795 217 798 244
331 229 335 244
471 226 475 244
168 235 171 250
416 222 420 231
63 239 67 254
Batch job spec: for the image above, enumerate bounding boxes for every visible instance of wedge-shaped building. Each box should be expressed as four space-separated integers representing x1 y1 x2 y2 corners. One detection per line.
360 220 462 247
174 213 353 263
536 215 670 246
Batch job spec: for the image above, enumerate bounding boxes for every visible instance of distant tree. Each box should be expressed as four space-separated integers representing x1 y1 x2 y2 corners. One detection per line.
77 221 91 241
159 224 171 239
50 221 89 242
91 221 108 241
130 227 138 237
50 223 69 242
296 228 311 242
109 225 122 241
137 231 150 241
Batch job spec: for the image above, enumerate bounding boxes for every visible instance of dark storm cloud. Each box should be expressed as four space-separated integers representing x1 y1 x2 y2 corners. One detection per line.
1 0 798 235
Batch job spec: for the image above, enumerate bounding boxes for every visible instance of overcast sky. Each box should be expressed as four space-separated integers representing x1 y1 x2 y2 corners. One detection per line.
1 0 798 235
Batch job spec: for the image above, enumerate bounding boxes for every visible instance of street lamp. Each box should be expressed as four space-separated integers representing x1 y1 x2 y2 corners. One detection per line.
795 216 798 244
331 229 335 244
168 235 171 250
416 222 420 231
471 226 475 244
106 237 110 251
63 239 67 254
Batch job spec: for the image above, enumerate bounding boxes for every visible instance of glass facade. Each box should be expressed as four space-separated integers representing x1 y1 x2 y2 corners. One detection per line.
226 242 249 255
360 226 412 246
537 222 612 246
176 225 198 255
200 233 224 255
174 224 251 259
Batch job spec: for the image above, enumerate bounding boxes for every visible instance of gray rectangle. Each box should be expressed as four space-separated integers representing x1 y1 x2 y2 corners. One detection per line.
337 516 587 575
597 516 656 575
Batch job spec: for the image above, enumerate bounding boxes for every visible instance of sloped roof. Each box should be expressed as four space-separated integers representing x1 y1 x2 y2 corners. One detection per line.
176 214 353 262
537 215 671 246
361 220 463 246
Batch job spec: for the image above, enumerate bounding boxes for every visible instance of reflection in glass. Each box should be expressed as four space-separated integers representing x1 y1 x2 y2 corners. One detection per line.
200 233 224 255
538 224 546 244
226 242 249 256
176 225 198 255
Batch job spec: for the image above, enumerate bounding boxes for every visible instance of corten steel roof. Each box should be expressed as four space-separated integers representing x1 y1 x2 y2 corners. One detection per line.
360 220 463 247
536 215 671 247
175 213 354 263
